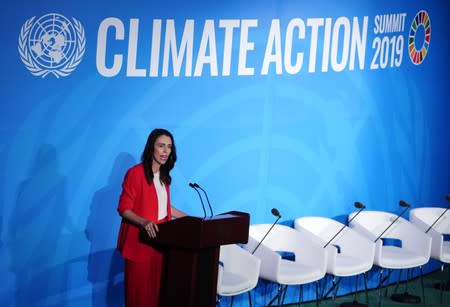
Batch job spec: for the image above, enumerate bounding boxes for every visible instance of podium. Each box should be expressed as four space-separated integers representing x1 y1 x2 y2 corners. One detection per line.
140 211 250 307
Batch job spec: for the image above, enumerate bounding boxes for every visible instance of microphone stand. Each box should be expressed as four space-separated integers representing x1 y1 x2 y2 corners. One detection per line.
372 200 417 304
427 195 450 291
253 208 284 307
189 183 206 218
323 202 368 307
324 201 366 248
251 208 281 255
374 200 410 243
425 195 450 233
193 183 214 217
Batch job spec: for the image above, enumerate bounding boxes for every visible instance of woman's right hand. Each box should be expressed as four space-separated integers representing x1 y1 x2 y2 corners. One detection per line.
142 220 159 238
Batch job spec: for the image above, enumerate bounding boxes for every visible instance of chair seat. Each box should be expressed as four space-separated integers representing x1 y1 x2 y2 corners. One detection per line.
379 246 429 268
333 254 371 277
219 271 254 296
278 259 324 285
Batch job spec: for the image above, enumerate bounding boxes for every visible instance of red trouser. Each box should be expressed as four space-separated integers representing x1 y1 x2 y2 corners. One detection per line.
124 249 164 307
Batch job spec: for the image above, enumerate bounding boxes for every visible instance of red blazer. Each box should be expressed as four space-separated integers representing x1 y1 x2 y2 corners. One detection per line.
116 163 172 262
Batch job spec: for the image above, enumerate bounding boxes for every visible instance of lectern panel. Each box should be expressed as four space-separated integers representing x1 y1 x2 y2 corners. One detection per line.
140 211 250 307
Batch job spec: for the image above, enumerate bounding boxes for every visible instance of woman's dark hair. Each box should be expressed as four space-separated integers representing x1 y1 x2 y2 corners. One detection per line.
141 128 177 185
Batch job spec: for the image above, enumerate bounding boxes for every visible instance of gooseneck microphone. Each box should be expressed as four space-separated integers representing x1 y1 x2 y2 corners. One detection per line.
425 194 450 233
189 183 206 218
193 183 214 217
251 208 282 254
271 208 281 218
374 200 410 243
323 201 366 248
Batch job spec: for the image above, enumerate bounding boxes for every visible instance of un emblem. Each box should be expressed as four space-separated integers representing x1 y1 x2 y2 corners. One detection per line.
18 13 86 78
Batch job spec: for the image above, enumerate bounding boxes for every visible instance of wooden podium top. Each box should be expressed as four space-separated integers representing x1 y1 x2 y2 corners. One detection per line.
140 211 250 249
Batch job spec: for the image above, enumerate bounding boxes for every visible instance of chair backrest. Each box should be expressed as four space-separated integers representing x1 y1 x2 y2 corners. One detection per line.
349 210 413 240
249 224 301 252
410 207 450 234
295 216 375 274
249 223 328 264
294 216 345 244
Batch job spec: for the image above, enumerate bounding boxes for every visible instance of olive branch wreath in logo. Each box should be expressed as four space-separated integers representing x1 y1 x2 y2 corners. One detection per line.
18 16 86 78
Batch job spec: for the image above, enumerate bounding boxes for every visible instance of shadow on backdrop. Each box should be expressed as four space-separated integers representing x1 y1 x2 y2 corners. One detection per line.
85 152 136 307
8 144 75 306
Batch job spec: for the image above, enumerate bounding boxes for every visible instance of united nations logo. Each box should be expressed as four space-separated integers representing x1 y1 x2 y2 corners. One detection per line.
18 13 86 78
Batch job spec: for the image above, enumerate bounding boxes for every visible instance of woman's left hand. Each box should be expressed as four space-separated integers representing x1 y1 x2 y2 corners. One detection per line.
142 220 159 238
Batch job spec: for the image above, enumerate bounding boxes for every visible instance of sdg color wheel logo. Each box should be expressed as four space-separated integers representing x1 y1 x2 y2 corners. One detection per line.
408 10 431 65
18 13 86 78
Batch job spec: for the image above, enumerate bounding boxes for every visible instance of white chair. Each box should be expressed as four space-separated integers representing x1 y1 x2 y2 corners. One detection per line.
216 244 261 307
409 207 450 263
294 216 375 306
410 206 450 301
349 210 432 305
244 224 327 306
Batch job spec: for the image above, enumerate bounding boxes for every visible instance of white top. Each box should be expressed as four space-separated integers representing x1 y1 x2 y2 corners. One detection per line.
153 172 168 220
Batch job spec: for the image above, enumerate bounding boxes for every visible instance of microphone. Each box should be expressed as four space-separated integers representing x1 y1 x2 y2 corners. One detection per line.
251 208 282 254
189 183 206 218
271 208 281 218
323 201 366 248
193 183 214 217
425 195 450 233
374 200 410 242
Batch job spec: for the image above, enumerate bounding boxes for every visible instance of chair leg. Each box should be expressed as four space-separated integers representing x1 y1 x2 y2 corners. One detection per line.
281 285 288 305
445 263 450 301
267 284 283 306
332 276 338 307
315 280 320 307
320 274 328 300
216 295 221 307
393 268 402 294
419 265 425 306
248 291 253 307
298 284 303 306
440 263 445 303
323 274 341 300
278 284 282 306
383 269 393 297
407 268 412 293
353 273 359 303
378 268 383 307
364 272 369 304
230 295 234 307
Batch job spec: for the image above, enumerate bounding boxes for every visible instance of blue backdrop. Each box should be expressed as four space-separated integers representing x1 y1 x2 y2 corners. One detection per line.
1 1 449 306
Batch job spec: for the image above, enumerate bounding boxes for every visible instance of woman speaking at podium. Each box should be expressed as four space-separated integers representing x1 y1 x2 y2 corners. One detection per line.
116 128 187 307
